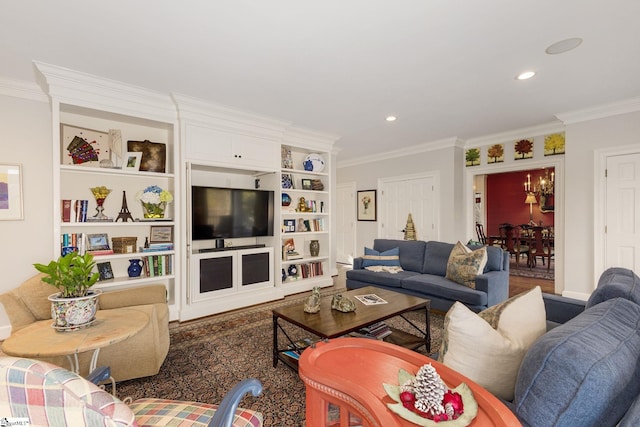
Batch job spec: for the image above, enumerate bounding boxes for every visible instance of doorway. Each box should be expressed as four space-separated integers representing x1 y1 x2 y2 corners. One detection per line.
378 172 439 242
466 158 564 293
335 182 357 265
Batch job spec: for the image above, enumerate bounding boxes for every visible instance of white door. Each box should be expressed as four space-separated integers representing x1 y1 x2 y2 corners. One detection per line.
380 174 437 241
605 153 640 270
336 183 357 264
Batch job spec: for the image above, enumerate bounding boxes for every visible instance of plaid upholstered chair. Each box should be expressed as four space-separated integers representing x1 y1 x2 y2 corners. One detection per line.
0 357 263 427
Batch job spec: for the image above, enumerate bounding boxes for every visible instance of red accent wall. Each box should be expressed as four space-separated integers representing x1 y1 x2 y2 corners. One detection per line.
486 168 554 237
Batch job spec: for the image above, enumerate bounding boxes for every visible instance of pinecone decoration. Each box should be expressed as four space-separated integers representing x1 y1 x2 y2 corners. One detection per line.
412 363 446 415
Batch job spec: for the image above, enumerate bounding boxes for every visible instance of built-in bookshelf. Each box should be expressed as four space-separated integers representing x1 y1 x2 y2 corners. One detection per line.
36 61 181 320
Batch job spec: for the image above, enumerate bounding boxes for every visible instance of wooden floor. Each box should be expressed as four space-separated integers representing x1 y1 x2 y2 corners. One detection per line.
509 275 555 296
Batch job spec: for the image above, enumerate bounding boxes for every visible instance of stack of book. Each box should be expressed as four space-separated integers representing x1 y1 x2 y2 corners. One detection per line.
282 337 314 361
142 243 174 252
61 199 89 222
352 322 392 340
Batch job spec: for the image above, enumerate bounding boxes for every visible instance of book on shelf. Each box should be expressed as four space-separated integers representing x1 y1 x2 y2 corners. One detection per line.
143 254 173 277
60 232 86 255
282 237 303 260
88 249 115 256
61 199 89 222
141 243 174 252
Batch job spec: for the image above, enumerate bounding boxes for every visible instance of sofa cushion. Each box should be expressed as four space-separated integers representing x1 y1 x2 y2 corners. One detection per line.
438 287 546 401
0 357 136 427
587 267 640 309
130 398 263 427
445 241 487 289
401 274 488 307
513 297 640 427
346 268 420 288
423 241 455 276
12 274 58 321
373 239 427 273
362 247 401 268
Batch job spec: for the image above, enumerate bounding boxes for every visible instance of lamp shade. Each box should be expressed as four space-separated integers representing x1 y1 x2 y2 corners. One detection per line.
524 193 537 204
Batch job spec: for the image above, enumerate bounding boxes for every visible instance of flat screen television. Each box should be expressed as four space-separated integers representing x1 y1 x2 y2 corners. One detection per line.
191 186 274 240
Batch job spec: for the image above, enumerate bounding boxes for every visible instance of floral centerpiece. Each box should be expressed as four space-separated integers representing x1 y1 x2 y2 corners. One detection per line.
383 364 478 426
136 185 173 219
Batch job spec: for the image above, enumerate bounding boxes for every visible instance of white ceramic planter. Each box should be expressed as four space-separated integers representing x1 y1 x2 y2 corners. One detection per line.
48 289 102 332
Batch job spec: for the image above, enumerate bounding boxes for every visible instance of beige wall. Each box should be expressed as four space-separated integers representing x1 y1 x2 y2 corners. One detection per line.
0 95 53 290
564 110 640 296
336 145 464 257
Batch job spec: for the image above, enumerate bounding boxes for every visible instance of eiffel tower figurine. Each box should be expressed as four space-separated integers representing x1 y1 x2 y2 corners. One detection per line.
115 190 134 222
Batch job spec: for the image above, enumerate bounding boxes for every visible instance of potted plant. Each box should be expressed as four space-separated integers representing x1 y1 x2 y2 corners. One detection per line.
34 251 102 331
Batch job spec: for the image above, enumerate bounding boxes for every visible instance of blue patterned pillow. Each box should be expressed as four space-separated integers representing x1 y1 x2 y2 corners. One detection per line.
362 247 401 268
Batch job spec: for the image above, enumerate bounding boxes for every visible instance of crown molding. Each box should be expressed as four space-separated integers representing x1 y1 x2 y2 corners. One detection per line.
282 125 341 153
337 137 463 169
465 121 565 147
34 61 176 123
0 77 48 102
555 97 640 124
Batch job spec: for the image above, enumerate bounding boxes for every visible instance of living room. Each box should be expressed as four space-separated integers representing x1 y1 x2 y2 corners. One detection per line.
1 2 640 425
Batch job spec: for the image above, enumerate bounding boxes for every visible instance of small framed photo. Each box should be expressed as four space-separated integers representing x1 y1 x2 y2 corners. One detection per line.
96 262 114 281
357 190 377 221
283 219 296 233
124 151 142 170
87 233 111 251
301 179 312 190
149 225 174 243
0 163 24 220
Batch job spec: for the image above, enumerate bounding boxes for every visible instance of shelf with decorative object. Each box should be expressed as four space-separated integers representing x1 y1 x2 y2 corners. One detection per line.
36 61 181 321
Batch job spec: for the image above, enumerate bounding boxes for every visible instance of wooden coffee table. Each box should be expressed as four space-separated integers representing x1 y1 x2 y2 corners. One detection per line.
273 286 430 370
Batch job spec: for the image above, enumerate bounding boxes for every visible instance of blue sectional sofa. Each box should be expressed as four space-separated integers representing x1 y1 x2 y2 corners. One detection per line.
346 239 510 312
510 267 640 426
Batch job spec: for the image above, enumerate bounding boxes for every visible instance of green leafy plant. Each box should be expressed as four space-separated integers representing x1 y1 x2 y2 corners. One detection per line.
34 252 100 298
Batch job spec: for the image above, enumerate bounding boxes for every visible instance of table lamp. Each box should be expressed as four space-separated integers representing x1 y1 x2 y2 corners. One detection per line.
525 192 537 225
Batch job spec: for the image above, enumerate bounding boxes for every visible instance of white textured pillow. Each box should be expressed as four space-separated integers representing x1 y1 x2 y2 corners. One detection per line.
438 286 546 401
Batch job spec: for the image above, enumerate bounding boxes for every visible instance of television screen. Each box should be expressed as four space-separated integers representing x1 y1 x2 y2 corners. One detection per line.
192 186 274 240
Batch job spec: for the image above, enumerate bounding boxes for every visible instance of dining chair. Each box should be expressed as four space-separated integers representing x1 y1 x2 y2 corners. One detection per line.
475 222 487 245
528 226 554 271
500 224 529 269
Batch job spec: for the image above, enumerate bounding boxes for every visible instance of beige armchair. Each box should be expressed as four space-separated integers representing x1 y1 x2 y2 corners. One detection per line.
0 273 169 382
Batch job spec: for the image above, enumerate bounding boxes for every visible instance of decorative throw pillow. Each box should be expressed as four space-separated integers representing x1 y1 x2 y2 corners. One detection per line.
445 241 487 289
362 247 401 268
438 286 546 401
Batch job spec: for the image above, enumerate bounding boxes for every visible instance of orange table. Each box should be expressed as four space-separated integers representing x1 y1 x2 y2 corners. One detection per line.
299 337 521 426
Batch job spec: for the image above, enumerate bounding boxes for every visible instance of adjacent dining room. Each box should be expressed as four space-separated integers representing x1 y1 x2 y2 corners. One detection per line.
473 168 556 285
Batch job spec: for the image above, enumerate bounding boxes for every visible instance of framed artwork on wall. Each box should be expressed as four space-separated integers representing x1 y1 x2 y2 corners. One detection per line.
357 190 377 221
61 124 110 166
0 163 23 220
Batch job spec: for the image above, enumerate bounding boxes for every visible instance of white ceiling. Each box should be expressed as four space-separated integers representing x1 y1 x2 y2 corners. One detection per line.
2 1 639 162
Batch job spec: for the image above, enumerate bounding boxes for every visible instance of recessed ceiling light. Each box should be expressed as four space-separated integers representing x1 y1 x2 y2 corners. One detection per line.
386 116 397 122
546 37 583 55
516 71 536 80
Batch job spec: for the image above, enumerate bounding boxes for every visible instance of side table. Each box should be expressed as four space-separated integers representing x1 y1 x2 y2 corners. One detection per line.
299 337 520 426
2 308 148 395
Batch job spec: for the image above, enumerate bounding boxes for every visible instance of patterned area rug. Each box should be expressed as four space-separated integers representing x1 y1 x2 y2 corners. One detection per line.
509 259 554 280
114 288 444 426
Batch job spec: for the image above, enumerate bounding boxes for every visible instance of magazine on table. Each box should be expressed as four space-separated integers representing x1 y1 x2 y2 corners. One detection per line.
354 294 388 305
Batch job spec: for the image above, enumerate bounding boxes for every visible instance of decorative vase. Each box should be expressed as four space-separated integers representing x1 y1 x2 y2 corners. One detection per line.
310 240 320 257
89 186 112 221
141 201 166 219
48 289 102 331
128 259 143 277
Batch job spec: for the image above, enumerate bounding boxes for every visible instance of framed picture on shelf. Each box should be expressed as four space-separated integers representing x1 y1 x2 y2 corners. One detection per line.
123 151 142 170
301 179 312 190
127 140 167 173
283 219 296 233
96 262 114 281
0 163 24 220
87 233 111 251
61 124 110 166
150 225 174 243
357 190 377 221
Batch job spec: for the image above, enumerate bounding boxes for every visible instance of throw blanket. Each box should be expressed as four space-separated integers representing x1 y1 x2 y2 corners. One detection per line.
365 266 404 274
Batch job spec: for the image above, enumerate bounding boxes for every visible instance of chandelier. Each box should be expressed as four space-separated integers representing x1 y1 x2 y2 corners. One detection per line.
523 169 554 197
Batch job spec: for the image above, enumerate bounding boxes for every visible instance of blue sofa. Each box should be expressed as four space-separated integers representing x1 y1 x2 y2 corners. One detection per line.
346 239 510 312
511 267 640 426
